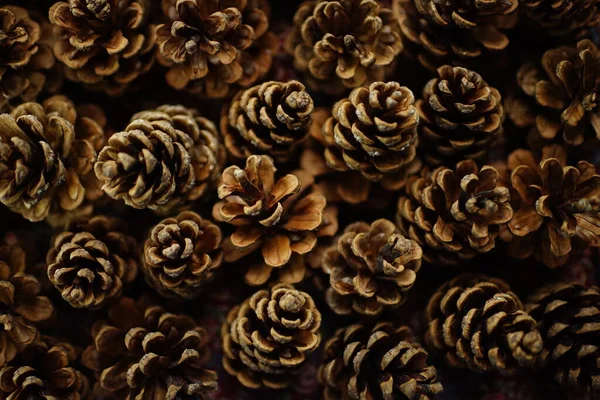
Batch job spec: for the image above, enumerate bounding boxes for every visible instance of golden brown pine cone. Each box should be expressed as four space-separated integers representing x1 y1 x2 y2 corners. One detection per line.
82 297 217 399
142 211 223 300
157 0 278 98
221 283 321 389
221 80 314 163
521 0 600 38
46 215 139 309
414 0 518 29
286 0 403 94
318 322 443 400
525 282 600 393
49 0 156 95
396 160 513 266
426 274 543 373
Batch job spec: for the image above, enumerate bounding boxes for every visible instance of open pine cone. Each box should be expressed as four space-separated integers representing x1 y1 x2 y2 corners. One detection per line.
520 0 600 38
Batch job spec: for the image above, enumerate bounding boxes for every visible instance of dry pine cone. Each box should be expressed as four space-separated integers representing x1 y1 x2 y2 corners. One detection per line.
520 0 600 38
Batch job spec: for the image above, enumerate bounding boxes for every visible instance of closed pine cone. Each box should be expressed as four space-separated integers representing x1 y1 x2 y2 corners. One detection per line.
525 282 600 393
221 284 321 389
503 145 600 268
221 80 314 163
82 297 218 399
417 65 504 166
46 215 139 309
521 0 600 38
426 274 543 373
324 219 422 317
318 322 443 400
142 211 223 300
396 160 513 266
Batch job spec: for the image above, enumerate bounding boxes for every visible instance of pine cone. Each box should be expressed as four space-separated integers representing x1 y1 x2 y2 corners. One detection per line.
46 215 139 309
396 160 513 266
414 0 517 29
0 335 89 400
221 284 322 389
221 80 314 163
142 211 223 300
318 322 443 400
157 0 278 98
503 145 600 268
324 219 422 317
426 274 543 373
521 0 600 38
525 282 600 393
49 0 156 95
82 297 217 399
286 0 403 94
417 65 504 166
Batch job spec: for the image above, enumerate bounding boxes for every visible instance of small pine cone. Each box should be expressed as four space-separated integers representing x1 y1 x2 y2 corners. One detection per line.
46 215 138 309
318 322 443 400
396 160 513 266
521 0 600 38
82 297 217 399
221 284 322 389
426 274 543 373
142 211 223 300
525 282 600 393
49 0 156 95
221 80 314 163
417 65 504 166
0 335 89 400
324 219 422 317
286 0 403 94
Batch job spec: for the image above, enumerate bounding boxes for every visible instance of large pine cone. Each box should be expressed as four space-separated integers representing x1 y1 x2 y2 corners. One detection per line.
49 0 156 95
82 297 218 399
142 211 223 300
526 282 600 393
286 0 403 94
521 0 600 38
157 0 278 98
222 80 314 163
426 274 543 373
46 215 139 309
396 160 513 266
318 322 443 400
324 219 422 317
221 284 321 389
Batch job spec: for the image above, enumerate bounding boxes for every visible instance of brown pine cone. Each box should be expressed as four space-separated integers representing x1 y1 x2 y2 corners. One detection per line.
396 160 513 266
286 0 403 94
0 335 89 400
503 145 600 268
82 297 217 399
526 282 600 393
46 215 138 309
414 0 517 29
49 0 156 95
521 0 600 38
142 211 223 300
221 284 321 389
318 322 443 400
426 274 543 373
417 65 505 166
157 0 278 98
221 80 314 163
324 219 422 317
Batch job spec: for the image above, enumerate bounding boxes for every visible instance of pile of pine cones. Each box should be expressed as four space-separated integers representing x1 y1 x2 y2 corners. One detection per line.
0 0 599 399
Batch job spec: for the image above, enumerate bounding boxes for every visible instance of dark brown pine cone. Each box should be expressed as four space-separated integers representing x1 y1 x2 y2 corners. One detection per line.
142 211 223 300
82 297 217 399
221 80 314 163
318 322 443 399
157 0 278 99
503 145 600 268
221 284 321 389
426 274 543 373
526 282 600 393
417 65 504 166
285 0 403 94
0 335 89 400
521 0 600 38
396 160 513 266
46 215 138 309
414 0 517 29
324 219 422 317
49 0 156 95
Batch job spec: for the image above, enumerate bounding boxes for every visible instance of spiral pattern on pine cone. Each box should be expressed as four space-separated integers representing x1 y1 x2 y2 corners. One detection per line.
414 0 518 29
520 0 600 37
